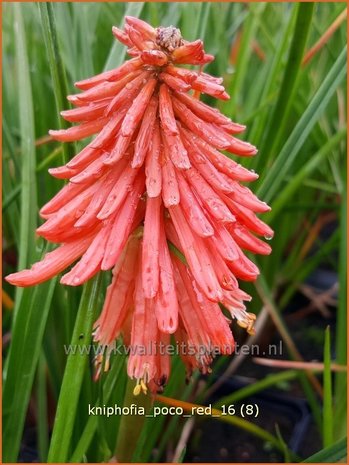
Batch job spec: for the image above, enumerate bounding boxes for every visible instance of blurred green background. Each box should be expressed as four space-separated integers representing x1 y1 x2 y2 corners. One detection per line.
2 2 347 463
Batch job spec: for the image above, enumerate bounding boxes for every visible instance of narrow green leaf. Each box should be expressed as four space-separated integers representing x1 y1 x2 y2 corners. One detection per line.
14 3 37 272
334 169 347 437
257 46 347 203
3 274 57 462
225 3 265 117
323 326 333 447
36 352 49 461
259 3 314 159
69 354 126 462
48 275 102 462
214 370 298 407
39 2 72 164
303 437 347 463
268 128 347 221
275 424 291 463
2 185 21 212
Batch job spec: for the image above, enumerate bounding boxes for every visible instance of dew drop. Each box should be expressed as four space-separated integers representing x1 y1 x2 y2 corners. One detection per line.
264 235 273 241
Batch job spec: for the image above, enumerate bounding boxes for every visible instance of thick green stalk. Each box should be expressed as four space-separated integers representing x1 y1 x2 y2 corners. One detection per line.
48 275 102 462
115 378 153 462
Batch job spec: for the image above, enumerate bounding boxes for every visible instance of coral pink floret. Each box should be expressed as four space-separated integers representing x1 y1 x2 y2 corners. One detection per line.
6 16 274 390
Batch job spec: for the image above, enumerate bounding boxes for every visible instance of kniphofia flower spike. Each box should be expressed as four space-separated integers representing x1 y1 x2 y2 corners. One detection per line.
6 17 273 394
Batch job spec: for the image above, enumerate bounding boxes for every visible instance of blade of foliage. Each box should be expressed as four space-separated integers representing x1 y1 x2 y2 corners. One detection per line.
13 3 37 272
257 46 347 203
259 2 314 160
3 273 57 462
214 370 299 407
334 160 347 437
303 437 347 463
39 2 72 164
2 5 51 461
36 352 49 461
47 275 102 462
70 353 126 461
268 128 347 222
323 326 334 447
226 3 265 117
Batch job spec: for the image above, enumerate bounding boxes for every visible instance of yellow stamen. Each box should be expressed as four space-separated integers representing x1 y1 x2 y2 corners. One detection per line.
104 357 110 372
133 383 142 396
140 379 148 395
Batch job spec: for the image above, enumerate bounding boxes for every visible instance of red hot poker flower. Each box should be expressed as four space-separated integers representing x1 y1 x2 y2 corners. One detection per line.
6 16 273 393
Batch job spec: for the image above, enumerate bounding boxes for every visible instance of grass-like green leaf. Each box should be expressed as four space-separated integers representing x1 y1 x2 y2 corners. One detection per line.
13 1 37 273
47 275 102 462
3 274 57 461
259 3 314 160
257 46 347 203
69 353 126 462
39 2 73 164
214 370 299 407
323 326 334 447
303 437 347 463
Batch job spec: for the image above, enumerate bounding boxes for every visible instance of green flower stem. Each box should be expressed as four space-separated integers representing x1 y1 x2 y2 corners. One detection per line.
115 378 153 462
47 275 102 462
